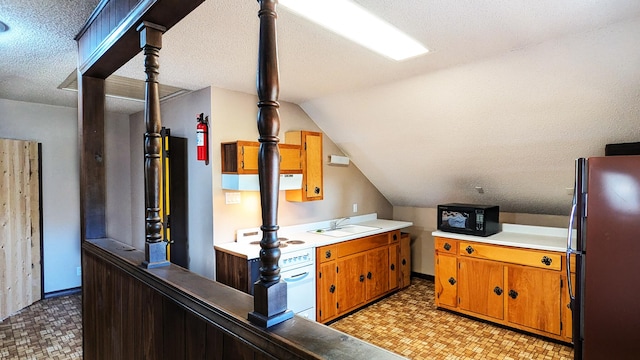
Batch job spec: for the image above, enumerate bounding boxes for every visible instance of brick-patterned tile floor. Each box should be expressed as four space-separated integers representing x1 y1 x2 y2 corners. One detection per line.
330 277 575 360
0 294 82 360
0 278 574 359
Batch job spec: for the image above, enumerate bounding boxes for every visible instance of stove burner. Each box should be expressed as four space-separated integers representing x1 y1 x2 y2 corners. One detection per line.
286 240 305 245
249 240 288 248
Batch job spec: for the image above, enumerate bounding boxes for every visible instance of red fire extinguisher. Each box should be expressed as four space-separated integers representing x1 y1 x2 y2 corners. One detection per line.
196 113 209 164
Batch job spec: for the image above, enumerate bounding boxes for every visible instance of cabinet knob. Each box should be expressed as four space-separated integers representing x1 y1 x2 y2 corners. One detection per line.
541 256 552 266
359 274 365 282
508 290 519 299
367 272 372 280
390 263 395 271
393 234 398 241
314 187 321 194
465 246 474 254
448 277 456 285
402 259 407 266
329 285 336 293
443 242 451 251
493 286 503 296
325 250 332 259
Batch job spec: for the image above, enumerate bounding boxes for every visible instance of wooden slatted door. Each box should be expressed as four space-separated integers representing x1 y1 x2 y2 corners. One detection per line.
0 138 42 321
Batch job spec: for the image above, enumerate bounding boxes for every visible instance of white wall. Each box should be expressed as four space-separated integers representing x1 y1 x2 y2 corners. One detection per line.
393 205 569 276
127 87 214 278
105 111 133 243
210 87 393 247
1 100 78 293
114 87 393 280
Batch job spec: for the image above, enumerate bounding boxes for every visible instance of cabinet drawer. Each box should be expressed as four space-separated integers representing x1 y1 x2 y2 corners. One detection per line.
337 233 389 258
317 245 337 263
459 242 561 271
435 237 458 255
389 230 401 243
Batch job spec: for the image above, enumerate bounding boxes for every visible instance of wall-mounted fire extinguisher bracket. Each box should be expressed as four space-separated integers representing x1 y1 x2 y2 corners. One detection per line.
196 113 209 165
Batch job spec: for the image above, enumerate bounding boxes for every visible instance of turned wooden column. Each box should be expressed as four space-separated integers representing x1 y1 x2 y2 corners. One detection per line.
248 0 293 327
139 21 170 269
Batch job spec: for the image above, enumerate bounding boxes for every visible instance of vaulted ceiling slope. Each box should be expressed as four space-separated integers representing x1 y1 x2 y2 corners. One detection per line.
2 1 640 215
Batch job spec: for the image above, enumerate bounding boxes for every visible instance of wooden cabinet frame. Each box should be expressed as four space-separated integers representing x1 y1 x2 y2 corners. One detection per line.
434 236 572 343
316 230 409 323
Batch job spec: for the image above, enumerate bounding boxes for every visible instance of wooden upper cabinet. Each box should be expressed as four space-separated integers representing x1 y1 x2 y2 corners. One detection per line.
285 131 323 201
221 141 301 174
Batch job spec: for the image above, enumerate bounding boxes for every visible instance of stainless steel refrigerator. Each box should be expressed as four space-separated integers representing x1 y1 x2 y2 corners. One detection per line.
567 156 640 360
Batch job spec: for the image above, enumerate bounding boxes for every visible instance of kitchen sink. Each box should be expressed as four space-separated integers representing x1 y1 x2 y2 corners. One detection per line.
310 224 381 237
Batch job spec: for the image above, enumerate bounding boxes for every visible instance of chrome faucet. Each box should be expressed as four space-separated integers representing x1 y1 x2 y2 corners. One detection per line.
330 217 350 230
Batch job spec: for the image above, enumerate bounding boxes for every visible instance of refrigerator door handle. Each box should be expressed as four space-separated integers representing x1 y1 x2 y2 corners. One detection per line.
566 197 578 301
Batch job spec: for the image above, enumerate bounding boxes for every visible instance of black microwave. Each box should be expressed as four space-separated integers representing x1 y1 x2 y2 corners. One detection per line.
437 203 500 237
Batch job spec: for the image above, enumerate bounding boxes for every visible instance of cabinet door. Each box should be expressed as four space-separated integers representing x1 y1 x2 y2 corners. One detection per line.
279 144 302 173
337 254 366 313
435 254 458 307
285 131 323 202
399 233 411 288
366 247 389 300
388 244 399 291
317 262 338 322
303 132 323 200
458 258 504 320
507 266 561 335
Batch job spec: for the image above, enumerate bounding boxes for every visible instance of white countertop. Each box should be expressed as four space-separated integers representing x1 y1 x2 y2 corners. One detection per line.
432 223 574 252
215 214 413 259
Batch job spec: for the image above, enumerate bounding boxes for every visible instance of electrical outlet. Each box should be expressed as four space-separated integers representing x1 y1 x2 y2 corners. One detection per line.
76 267 82 276
225 192 241 204
353 203 358 213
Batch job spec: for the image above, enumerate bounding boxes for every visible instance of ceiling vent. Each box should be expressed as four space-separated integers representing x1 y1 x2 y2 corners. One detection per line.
58 70 191 102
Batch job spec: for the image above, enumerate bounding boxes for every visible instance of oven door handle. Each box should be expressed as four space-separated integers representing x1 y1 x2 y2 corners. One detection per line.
284 271 310 282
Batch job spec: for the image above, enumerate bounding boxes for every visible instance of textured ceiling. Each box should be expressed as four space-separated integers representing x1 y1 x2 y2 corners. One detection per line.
2 1 640 215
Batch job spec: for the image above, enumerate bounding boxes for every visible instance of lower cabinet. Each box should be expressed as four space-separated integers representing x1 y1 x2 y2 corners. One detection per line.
316 230 409 323
458 258 504 320
434 236 571 343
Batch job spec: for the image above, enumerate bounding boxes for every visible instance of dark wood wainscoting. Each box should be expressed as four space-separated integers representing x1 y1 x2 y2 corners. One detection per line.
82 239 404 360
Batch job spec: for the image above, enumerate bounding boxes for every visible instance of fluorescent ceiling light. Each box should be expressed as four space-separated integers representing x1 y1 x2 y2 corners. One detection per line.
279 0 428 61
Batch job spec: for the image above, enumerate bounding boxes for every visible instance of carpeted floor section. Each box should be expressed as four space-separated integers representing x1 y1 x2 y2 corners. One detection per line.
329 277 574 360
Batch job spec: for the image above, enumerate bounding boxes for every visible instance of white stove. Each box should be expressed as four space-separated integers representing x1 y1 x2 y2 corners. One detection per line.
237 227 316 320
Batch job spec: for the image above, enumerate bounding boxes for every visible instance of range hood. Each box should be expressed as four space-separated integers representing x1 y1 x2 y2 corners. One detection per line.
221 173 302 191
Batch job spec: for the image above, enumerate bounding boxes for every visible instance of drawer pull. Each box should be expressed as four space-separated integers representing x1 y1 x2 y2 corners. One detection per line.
367 272 372 280
393 234 398 241
508 290 519 299
329 285 336 293
360 274 365 282
448 277 456 285
541 256 553 266
443 242 452 251
390 263 395 271
325 250 332 259
402 259 407 266
465 246 474 254
493 286 503 296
